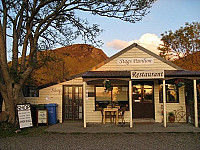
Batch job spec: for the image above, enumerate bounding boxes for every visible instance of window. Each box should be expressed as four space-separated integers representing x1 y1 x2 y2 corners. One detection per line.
132 83 153 103
159 84 179 103
95 86 129 110
23 86 39 97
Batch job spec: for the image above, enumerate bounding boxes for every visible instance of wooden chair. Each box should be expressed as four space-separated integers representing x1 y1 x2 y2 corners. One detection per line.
107 105 120 109
100 108 112 123
105 105 120 123
114 106 120 109
107 105 112 108
111 107 125 124
118 107 126 124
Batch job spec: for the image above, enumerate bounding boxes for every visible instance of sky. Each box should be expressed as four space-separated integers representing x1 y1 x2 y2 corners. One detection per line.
74 0 200 57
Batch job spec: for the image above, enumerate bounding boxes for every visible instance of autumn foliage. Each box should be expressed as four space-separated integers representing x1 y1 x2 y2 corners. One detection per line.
174 51 200 71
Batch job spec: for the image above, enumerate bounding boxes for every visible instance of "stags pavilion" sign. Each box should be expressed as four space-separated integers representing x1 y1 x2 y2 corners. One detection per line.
117 58 154 65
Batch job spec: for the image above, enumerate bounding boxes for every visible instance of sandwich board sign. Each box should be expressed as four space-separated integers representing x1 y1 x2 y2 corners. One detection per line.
37 109 48 126
17 104 33 128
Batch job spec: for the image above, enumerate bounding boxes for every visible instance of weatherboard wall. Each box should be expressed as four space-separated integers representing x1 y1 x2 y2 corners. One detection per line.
25 83 63 123
25 77 83 123
96 47 176 71
154 81 186 122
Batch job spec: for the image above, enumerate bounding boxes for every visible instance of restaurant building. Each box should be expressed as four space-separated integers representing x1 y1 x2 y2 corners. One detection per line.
25 43 200 128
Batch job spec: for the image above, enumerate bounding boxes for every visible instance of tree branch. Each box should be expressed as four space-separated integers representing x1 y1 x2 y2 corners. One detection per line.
27 0 60 25
18 66 33 88
0 21 10 83
20 34 29 71
34 1 66 39
2 0 7 50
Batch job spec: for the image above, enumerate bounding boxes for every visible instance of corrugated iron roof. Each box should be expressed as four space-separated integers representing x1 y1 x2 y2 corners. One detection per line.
82 71 130 78
82 70 200 78
164 70 200 77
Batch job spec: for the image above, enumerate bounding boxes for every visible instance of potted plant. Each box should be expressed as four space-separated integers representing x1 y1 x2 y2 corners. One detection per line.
168 112 175 123
175 79 184 88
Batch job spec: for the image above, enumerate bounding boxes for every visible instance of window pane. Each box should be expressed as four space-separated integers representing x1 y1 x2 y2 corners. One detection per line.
75 94 79 99
79 87 82 98
69 87 72 99
96 87 111 101
113 87 128 102
69 87 72 93
75 87 78 94
159 84 179 103
133 84 142 101
64 87 69 95
95 86 129 110
144 88 153 102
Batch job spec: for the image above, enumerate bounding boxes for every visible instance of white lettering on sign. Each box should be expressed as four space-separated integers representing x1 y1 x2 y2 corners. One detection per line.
117 58 154 65
17 104 33 128
131 70 164 79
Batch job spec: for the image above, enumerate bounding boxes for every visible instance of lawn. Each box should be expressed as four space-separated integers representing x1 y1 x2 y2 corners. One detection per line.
0 122 48 138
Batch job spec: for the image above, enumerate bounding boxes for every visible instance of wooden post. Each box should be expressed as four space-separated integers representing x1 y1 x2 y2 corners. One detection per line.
83 81 86 128
193 79 198 127
163 79 167 128
129 80 133 128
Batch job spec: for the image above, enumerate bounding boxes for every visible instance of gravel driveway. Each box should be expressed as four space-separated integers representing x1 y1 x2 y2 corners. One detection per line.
0 133 199 150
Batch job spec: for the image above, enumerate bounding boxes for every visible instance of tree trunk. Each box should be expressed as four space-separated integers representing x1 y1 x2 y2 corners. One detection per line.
1 84 25 125
4 96 16 123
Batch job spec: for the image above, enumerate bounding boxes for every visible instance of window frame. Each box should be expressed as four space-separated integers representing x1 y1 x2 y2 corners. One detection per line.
159 83 179 103
95 85 129 111
132 81 154 103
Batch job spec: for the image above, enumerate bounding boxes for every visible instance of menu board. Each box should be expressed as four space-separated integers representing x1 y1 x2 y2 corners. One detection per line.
37 109 48 124
17 104 33 128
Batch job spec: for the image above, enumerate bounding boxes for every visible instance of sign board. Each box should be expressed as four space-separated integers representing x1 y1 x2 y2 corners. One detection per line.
117 58 154 65
131 70 164 79
37 109 48 125
17 104 33 128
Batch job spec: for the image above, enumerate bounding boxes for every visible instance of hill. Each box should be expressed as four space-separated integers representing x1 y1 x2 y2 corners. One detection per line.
29 44 108 86
173 52 200 71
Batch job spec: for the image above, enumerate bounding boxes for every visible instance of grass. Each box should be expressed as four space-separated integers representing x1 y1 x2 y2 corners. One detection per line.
0 122 48 138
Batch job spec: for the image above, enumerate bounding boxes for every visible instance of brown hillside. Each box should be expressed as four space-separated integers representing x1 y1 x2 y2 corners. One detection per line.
173 52 200 71
30 44 108 86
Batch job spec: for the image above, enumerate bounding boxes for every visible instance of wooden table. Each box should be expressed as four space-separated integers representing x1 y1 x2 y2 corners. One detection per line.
103 108 118 124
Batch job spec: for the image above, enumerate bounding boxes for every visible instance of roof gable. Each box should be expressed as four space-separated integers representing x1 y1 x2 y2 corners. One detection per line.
90 43 182 71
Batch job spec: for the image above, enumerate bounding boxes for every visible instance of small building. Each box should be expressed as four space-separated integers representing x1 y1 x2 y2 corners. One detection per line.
25 43 200 127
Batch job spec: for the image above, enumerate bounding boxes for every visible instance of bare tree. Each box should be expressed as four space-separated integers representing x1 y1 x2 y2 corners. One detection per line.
0 0 155 124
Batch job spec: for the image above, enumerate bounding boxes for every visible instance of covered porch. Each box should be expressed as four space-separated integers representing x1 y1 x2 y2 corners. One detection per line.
82 70 200 128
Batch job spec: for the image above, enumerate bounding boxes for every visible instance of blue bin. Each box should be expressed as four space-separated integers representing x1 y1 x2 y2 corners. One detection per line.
45 103 57 125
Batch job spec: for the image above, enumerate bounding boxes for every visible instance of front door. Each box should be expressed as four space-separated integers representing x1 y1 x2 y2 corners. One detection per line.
132 81 154 118
63 86 83 121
